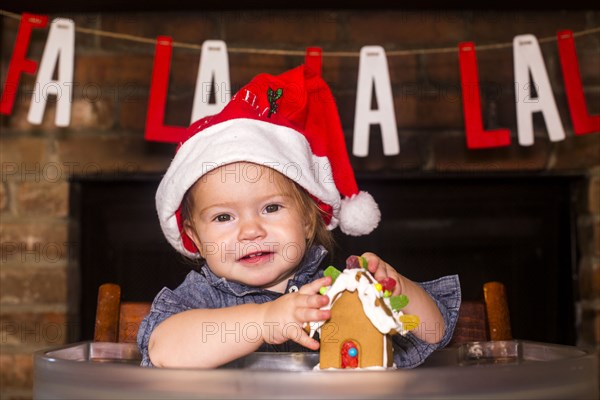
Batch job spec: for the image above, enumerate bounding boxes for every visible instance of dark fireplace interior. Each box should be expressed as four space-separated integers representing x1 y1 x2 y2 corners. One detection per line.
71 173 581 345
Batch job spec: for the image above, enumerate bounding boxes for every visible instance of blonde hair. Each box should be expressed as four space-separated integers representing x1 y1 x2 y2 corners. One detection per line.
180 164 334 256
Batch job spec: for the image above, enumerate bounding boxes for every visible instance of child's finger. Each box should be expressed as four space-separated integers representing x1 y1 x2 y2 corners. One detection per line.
361 252 380 274
291 329 321 351
295 305 331 322
298 276 331 295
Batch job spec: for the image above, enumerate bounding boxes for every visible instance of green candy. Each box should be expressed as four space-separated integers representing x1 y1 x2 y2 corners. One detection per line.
324 265 342 283
359 256 368 270
319 286 328 295
389 294 409 311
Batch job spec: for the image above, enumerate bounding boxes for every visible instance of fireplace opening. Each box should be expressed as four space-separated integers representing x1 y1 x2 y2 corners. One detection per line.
70 173 582 345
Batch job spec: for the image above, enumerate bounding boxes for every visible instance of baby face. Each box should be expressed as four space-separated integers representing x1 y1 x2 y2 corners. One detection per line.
184 162 310 293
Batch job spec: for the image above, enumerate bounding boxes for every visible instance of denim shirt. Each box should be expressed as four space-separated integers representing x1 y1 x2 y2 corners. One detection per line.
137 245 461 368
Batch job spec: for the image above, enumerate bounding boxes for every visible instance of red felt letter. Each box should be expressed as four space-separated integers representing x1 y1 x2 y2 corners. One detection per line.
557 30 600 135
459 42 511 149
0 13 48 115
145 36 187 143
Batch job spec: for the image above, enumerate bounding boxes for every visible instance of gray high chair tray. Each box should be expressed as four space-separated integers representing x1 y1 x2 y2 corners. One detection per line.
34 340 598 399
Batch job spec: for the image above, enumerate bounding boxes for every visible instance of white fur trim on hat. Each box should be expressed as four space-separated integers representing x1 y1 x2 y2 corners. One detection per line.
339 191 381 236
156 118 342 257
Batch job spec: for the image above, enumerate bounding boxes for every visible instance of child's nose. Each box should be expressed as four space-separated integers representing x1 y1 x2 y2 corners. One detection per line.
237 216 266 241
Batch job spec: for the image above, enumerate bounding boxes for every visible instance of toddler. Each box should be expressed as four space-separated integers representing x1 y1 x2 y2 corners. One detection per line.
138 65 460 368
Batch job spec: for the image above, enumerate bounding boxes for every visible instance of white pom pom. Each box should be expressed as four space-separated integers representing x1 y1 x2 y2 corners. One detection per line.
339 191 381 236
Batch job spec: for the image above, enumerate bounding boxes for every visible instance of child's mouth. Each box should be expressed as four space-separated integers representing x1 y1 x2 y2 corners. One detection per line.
239 252 273 263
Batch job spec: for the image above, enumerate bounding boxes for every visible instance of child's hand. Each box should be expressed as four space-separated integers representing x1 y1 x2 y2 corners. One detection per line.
261 276 332 350
357 252 403 296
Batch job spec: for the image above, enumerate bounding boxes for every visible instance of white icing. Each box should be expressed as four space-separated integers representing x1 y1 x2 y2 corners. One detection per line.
311 268 406 336
313 363 397 371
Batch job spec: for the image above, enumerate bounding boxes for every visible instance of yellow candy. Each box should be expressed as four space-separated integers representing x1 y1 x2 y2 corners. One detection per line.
399 314 420 331
374 283 382 292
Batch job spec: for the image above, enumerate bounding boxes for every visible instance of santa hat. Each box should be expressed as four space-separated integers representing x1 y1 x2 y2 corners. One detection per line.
156 64 381 257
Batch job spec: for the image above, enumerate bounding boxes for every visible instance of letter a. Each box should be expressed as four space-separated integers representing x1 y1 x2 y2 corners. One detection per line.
27 18 75 127
513 34 565 146
191 40 231 123
353 46 400 157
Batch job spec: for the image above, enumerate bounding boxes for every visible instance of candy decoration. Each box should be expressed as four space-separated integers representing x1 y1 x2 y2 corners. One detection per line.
379 277 397 292
341 340 359 368
383 290 392 298
389 294 409 311
345 255 361 269
345 255 369 270
324 265 342 283
374 283 382 292
319 286 328 295
399 314 420 331
359 256 368 269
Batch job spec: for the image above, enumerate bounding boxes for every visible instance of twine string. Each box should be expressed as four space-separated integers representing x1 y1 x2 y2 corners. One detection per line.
1 9 599 57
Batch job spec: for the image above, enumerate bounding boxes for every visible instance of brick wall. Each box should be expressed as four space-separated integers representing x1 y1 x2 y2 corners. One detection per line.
1 9 599 399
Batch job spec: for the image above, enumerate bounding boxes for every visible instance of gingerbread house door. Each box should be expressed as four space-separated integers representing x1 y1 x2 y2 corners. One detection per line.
341 340 359 368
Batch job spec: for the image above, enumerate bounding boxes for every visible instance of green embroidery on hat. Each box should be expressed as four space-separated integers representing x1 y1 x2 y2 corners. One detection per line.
267 87 283 117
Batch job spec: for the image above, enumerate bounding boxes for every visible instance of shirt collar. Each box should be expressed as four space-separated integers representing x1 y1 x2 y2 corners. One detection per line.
200 245 328 297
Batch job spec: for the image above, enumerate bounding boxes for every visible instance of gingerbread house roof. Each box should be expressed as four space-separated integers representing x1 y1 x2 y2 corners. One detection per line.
309 268 409 337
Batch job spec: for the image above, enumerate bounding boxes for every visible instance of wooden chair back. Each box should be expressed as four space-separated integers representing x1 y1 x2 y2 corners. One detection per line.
94 283 151 343
449 281 512 345
93 281 512 345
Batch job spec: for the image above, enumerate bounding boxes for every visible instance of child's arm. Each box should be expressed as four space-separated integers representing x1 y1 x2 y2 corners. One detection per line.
148 276 332 368
361 252 445 344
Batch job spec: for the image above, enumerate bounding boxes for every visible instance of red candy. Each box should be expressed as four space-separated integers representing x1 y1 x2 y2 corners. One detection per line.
341 341 359 368
345 255 361 269
379 277 397 292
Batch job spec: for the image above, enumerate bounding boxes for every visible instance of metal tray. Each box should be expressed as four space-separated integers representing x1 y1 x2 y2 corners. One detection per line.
34 340 598 399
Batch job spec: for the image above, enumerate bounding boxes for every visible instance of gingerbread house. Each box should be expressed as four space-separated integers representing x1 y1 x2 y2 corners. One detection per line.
310 264 418 369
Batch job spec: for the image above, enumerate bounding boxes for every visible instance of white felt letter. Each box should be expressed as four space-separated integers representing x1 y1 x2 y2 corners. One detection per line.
513 34 565 146
353 46 399 157
27 18 75 127
191 40 231 123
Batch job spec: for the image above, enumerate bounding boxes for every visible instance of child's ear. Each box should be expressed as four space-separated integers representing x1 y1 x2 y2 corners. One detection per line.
183 221 204 257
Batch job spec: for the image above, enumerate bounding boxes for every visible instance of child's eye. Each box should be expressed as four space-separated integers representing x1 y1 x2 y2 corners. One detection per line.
214 214 231 222
264 204 281 213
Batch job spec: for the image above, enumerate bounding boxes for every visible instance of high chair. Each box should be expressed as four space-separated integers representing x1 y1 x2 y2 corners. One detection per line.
448 281 512 345
93 283 151 343
93 281 512 344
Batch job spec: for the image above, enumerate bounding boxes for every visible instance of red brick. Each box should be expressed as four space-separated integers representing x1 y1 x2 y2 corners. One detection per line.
118 97 148 131
395 87 464 129
99 12 217 51
593 218 600 258
0 182 8 212
0 311 68 347
422 51 460 85
0 353 33 390
471 47 514 89
347 11 470 48
15 181 69 218
75 54 154 87
576 34 600 86
0 221 68 266
0 268 67 305
55 135 172 175
589 175 600 214
229 53 290 86
222 10 338 46
433 131 550 172
470 11 589 43
69 99 114 130
0 138 47 180
552 132 600 170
